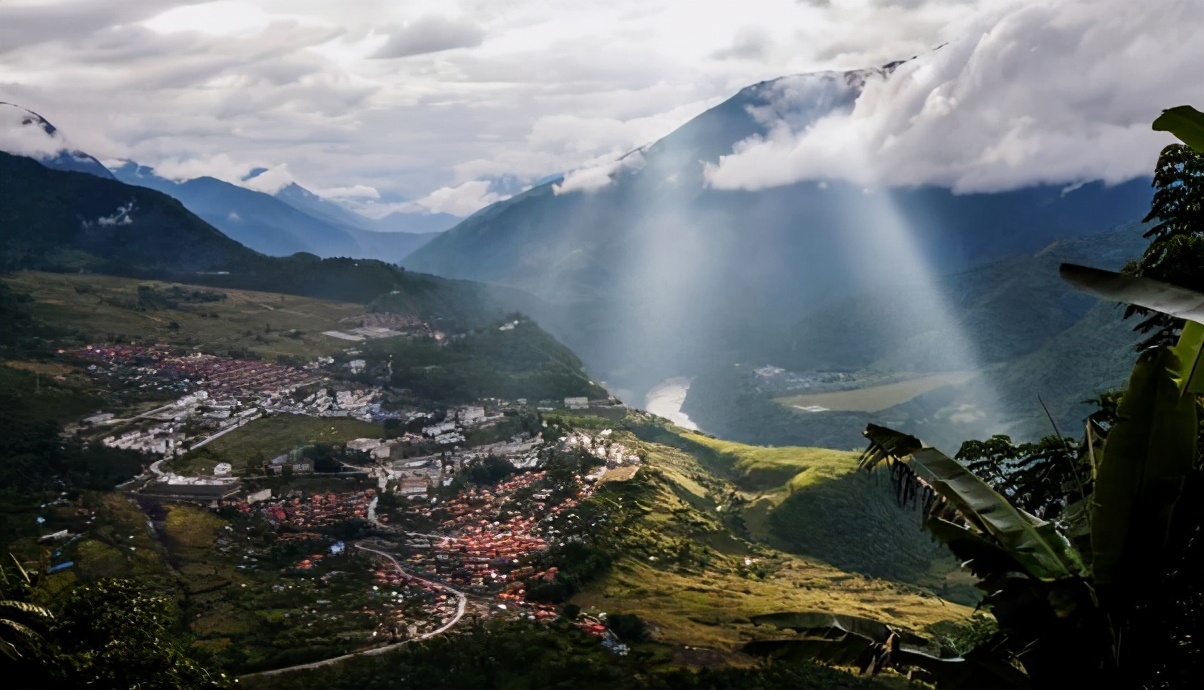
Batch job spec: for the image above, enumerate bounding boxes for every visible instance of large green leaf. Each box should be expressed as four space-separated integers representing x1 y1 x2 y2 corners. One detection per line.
1059 264 1204 395
908 447 1085 581
862 425 1085 581
1090 345 1198 589
1059 263 1204 326
1153 105 1204 153
925 516 1024 583
750 611 927 647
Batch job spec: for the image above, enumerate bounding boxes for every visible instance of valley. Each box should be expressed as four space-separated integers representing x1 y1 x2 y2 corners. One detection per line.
2 7 1199 686
0 269 978 687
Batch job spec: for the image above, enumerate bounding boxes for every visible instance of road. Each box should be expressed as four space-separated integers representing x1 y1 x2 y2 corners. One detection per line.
238 543 467 680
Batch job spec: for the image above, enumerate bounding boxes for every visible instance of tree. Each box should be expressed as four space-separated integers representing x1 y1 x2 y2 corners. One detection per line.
52 578 227 689
1123 143 1204 348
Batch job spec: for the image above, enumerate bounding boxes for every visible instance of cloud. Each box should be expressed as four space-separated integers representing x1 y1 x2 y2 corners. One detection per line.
0 102 68 157
712 27 773 61
408 179 507 216
706 0 1200 193
9 0 1189 211
242 163 296 193
150 153 247 183
316 184 380 199
372 15 484 58
554 151 645 195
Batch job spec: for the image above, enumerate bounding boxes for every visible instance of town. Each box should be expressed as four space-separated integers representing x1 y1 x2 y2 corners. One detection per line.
47 335 641 668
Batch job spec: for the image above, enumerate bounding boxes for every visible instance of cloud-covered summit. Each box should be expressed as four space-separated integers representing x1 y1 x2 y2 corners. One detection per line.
706 0 1199 194
0 102 115 179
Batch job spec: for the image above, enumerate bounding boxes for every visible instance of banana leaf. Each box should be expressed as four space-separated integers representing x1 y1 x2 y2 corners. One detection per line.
859 423 922 470
1153 105 1204 153
750 611 929 647
1060 263 1204 396
1059 264 1204 328
925 516 1024 583
744 630 1030 689
862 425 1085 581
1090 345 1198 589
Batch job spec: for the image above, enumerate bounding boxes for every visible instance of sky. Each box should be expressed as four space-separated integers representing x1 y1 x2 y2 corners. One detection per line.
0 0 1199 218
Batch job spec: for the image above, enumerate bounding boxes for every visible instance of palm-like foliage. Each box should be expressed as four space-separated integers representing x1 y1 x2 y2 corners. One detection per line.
826 266 1204 688
0 554 52 662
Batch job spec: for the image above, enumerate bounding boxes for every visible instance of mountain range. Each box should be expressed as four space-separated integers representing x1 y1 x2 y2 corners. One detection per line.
0 67 1159 449
0 102 451 264
402 67 1155 446
109 162 438 263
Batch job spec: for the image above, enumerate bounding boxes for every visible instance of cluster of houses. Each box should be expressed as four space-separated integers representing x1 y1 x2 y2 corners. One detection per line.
73 344 315 398
267 386 390 422
369 567 460 639
385 469 602 602
252 491 374 530
321 310 430 343
751 364 857 395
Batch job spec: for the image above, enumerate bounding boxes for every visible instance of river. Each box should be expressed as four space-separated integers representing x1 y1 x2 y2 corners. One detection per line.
643 377 699 431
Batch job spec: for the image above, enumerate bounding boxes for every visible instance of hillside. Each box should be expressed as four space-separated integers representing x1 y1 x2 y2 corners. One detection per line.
681 226 1149 450
0 276 975 686
616 416 973 602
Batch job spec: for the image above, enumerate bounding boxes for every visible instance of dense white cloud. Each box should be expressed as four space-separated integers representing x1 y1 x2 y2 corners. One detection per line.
241 163 297 193
0 102 66 157
2 0 1193 216
554 152 646 195
706 0 1200 193
406 180 508 216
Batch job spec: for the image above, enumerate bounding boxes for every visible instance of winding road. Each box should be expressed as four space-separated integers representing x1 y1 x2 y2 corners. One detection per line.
238 543 467 680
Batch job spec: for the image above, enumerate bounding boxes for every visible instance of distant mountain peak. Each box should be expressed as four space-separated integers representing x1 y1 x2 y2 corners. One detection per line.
0 102 114 179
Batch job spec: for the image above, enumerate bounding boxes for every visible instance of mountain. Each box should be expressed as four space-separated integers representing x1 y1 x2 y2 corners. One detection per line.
0 102 436 265
403 67 1153 444
273 182 460 235
112 163 435 263
0 102 114 179
0 150 540 314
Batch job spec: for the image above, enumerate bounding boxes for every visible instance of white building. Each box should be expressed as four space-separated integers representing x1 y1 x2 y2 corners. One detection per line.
458 406 486 424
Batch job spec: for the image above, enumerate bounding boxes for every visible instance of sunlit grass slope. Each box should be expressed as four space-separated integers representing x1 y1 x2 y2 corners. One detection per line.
4 271 366 360
571 423 976 658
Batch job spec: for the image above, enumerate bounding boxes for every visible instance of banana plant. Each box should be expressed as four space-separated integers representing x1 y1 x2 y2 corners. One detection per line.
838 265 1204 686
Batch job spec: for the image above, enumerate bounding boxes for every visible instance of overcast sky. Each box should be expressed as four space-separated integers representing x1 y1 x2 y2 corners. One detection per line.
1 0 1198 217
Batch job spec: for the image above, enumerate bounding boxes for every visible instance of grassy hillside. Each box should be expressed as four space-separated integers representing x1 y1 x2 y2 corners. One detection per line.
610 415 974 604
566 417 976 657
4 271 368 360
